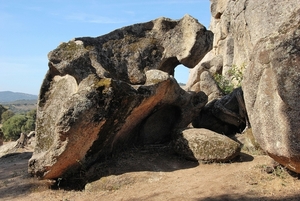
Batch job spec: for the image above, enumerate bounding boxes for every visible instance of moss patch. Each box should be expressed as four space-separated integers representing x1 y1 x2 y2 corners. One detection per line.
57 41 87 61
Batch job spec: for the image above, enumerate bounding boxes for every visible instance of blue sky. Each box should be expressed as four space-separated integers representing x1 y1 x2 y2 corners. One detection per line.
0 0 211 95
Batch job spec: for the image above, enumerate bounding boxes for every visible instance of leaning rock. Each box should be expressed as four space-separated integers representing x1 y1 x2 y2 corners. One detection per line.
29 15 212 179
243 8 300 173
173 128 241 162
192 87 248 135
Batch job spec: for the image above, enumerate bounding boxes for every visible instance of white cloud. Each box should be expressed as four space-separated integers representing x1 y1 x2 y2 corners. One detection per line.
123 10 136 17
66 13 126 24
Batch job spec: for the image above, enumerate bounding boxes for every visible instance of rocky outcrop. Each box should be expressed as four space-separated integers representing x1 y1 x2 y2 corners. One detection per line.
243 8 300 172
173 128 241 162
28 15 212 179
185 53 223 101
187 0 300 172
186 0 299 96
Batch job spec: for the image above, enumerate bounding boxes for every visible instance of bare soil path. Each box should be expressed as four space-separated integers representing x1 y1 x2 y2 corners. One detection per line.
1 143 300 201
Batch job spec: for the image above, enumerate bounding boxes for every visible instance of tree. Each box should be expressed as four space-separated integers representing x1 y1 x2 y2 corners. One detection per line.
2 114 28 140
0 104 7 122
1 109 36 141
1 110 15 123
22 116 35 133
26 109 37 120
2 109 36 140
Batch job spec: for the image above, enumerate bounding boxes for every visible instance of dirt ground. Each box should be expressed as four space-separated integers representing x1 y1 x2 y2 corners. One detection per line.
1 143 300 201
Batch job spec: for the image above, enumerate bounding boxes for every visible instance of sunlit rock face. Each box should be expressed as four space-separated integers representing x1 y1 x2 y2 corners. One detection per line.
244 8 300 173
187 0 300 173
28 15 212 179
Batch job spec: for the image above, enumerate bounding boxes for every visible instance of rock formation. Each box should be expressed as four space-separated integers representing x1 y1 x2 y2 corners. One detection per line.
173 128 241 162
187 0 300 172
186 0 299 97
243 8 300 172
29 15 212 179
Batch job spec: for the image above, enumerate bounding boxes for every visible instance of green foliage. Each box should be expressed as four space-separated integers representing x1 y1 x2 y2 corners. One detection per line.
1 109 36 141
26 108 37 120
213 63 246 94
2 115 27 140
0 104 7 122
1 110 15 123
213 73 234 95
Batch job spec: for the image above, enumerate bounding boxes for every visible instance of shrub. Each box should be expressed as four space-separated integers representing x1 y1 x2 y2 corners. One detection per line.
213 63 246 94
213 73 234 95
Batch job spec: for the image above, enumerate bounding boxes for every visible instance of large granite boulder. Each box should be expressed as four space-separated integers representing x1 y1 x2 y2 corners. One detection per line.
243 8 300 172
28 15 212 179
173 128 241 162
187 0 300 172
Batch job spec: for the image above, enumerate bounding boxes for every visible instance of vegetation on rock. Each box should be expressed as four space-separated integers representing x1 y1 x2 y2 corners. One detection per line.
213 63 245 94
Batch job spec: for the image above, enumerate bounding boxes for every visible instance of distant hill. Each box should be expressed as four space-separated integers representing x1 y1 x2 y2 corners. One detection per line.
0 91 38 103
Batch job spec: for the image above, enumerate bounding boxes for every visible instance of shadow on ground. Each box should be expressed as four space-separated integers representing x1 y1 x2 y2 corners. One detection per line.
55 143 254 190
198 194 300 201
55 144 199 190
0 152 35 200
129 193 300 201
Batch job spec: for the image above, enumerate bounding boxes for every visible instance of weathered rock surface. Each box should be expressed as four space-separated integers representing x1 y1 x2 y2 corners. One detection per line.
186 0 299 94
173 128 241 162
244 8 300 172
235 128 264 155
188 0 300 172
29 15 212 179
185 53 223 101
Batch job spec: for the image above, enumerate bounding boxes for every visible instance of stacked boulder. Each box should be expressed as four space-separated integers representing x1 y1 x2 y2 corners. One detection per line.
29 15 213 179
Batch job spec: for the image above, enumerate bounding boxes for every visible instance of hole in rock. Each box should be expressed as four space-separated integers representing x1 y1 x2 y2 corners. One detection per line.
174 64 190 86
215 12 222 19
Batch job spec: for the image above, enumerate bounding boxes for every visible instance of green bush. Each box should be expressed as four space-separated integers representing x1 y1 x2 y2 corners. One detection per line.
214 63 245 94
213 73 234 95
1 109 36 141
